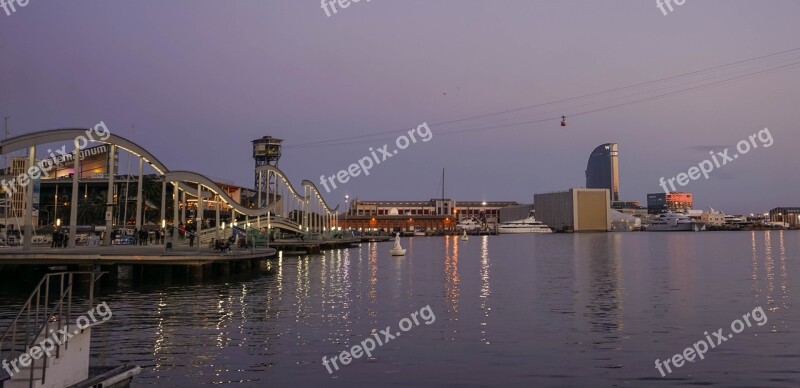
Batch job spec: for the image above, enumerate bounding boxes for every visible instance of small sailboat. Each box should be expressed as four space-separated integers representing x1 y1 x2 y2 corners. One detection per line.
390 233 406 256
461 230 469 241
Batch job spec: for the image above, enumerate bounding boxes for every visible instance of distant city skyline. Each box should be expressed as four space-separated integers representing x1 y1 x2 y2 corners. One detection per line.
1 1 798 215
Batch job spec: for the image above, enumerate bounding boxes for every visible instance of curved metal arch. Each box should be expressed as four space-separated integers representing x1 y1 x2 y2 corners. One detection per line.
301 180 340 214
165 170 274 218
0 128 169 174
254 164 309 203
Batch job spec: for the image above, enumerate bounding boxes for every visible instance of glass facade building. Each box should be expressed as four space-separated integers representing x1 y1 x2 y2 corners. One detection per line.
647 192 693 214
585 143 620 202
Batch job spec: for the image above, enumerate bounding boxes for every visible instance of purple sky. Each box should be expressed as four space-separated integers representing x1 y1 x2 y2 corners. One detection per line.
2 0 799 214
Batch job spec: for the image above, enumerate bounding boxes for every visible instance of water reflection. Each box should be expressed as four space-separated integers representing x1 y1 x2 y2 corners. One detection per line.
295 256 310 322
369 242 378 305
752 231 791 331
479 235 491 345
778 231 790 329
575 234 624 338
1 232 797 386
445 235 460 316
751 232 761 299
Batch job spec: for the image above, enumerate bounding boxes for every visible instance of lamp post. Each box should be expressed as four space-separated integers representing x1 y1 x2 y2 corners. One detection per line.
482 201 487 228
345 194 349 232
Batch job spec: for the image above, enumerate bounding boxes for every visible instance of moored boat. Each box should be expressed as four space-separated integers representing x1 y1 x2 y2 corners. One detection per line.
647 212 706 232
497 211 553 234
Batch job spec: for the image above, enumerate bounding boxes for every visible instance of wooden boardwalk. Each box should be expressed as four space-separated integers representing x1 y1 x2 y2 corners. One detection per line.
0 245 277 266
270 237 362 254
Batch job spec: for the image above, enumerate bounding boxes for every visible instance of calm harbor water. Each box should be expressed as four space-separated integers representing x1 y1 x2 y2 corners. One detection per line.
1 231 798 387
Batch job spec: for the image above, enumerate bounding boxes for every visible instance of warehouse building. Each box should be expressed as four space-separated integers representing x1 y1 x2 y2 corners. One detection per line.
534 188 611 232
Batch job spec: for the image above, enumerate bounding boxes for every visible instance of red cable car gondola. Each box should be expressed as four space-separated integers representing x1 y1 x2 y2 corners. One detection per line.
560 115 567 127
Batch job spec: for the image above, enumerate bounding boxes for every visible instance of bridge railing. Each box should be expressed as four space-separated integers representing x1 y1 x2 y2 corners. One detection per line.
167 214 306 247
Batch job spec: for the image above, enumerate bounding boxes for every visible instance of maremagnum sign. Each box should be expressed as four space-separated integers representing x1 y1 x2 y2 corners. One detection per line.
40 144 110 169
40 144 117 179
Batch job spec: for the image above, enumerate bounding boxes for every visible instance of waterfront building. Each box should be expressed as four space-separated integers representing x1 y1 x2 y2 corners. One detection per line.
0 157 40 228
701 209 727 227
498 204 534 223
0 139 264 229
534 188 611 232
5 172 250 228
585 143 620 202
769 207 800 228
38 144 118 179
341 199 519 231
612 201 640 209
647 192 693 214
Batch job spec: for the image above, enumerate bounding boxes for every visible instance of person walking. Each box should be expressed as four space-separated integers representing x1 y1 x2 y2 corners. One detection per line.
51 228 58 248
155 229 161 245
188 232 195 247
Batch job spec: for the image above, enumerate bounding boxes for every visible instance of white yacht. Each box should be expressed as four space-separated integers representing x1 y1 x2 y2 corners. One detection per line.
497 212 553 234
647 212 706 232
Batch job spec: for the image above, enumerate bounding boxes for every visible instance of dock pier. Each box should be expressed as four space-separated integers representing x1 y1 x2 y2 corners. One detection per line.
0 245 277 283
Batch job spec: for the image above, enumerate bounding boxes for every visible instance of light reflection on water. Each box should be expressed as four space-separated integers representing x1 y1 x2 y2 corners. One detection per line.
479 235 491 345
0 232 798 387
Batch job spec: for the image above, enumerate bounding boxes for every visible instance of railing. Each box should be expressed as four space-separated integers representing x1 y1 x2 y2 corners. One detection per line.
0 271 104 387
166 215 306 249
245 228 269 248
193 215 303 245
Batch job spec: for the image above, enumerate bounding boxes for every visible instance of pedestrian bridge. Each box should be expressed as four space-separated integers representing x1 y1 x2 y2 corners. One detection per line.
0 128 341 250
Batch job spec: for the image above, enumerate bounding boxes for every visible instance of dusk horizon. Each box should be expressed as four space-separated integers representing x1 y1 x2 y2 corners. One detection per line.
2 1 798 215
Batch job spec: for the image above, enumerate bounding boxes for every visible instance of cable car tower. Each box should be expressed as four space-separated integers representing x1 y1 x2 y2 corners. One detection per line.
252 136 283 207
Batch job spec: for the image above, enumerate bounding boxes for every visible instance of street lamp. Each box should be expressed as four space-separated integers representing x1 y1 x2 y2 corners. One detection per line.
345 194 349 232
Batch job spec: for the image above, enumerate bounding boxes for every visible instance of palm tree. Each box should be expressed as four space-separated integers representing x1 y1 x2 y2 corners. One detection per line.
78 192 107 225
124 175 163 224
